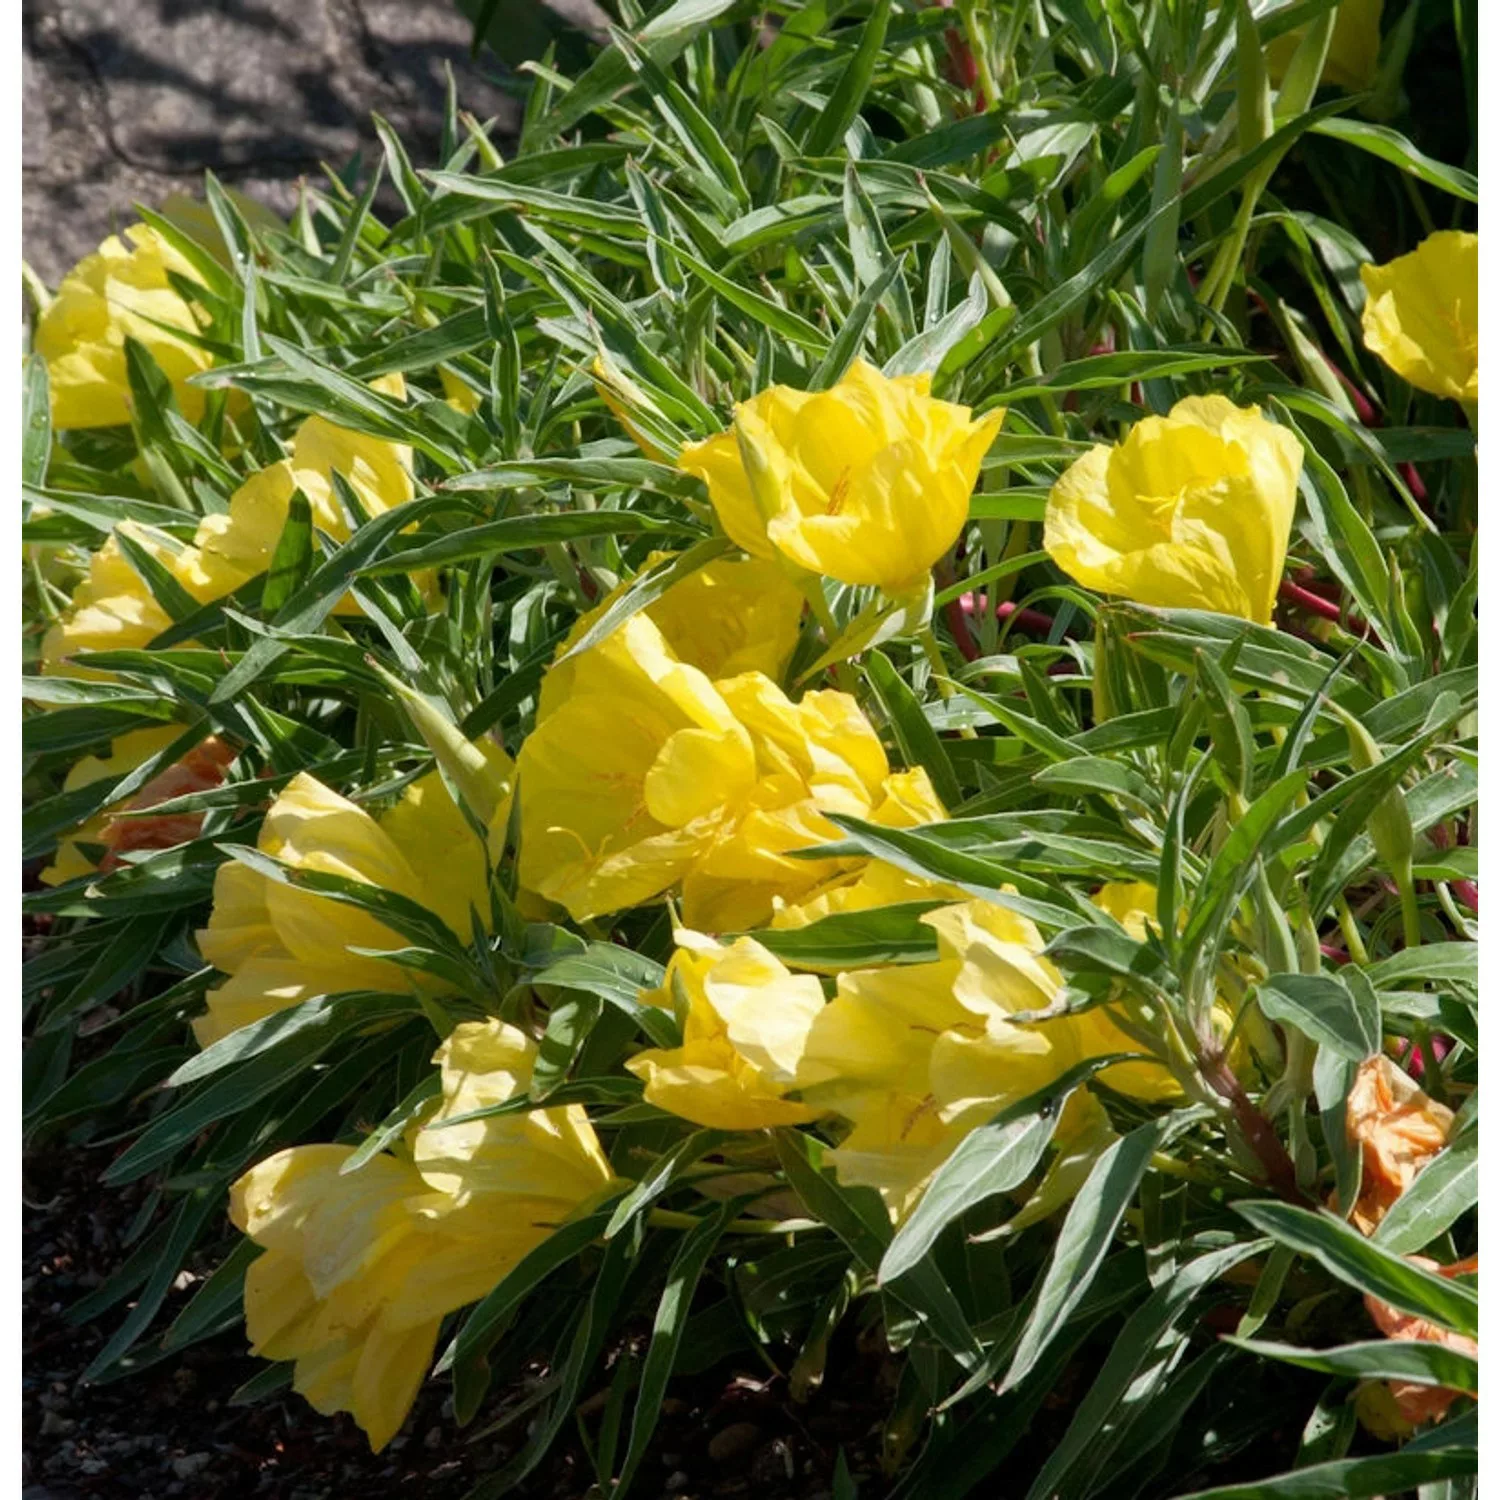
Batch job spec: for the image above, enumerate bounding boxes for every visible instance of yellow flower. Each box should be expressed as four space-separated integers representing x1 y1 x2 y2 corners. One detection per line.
784 894 1193 1220
538 552 805 720
1267 0 1383 95
439 367 482 416
40 383 417 675
626 932 825 1129
1360 232 1478 405
194 748 512 1047
412 1018 616 1207
518 603 935 929
34 224 215 430
793 899 1080 1219
232 1020 613 1451
39 526 209 675
678 360 1003 591
1044 395 1304 624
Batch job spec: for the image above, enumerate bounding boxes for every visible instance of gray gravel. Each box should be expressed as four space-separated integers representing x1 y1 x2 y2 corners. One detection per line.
23 0 524 284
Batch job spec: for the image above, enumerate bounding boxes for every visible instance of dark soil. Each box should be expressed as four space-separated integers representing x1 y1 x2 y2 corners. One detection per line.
22 1143 896 1500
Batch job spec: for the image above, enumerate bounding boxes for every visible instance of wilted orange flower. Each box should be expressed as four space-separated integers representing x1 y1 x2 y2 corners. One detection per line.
1363 1254 1478 1430
42 731 239 885
98 737 238 870
1343 1054 1454 1234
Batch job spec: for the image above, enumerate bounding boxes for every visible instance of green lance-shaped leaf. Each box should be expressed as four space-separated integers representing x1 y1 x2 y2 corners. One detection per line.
1256 971 1381 1061
1236 1201 1478 1337
1002 1116 1168 1392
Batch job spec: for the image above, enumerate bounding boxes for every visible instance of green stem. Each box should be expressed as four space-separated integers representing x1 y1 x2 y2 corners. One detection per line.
917 625 954 696
648 1208 817 1236
1335 896 1371 967
800 577 857 693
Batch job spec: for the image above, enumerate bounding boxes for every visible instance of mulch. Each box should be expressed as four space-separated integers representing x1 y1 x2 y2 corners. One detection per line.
22 1141 896 1500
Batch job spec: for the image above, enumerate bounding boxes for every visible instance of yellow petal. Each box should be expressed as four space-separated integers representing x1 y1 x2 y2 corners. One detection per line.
1045 396 1302 624
1360 231 1478 404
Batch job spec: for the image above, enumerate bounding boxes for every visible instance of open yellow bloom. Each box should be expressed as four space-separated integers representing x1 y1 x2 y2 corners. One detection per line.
1267 0 1383 94
768 768 957 928
40 381 417 676
232 1020 613 1451
413 1018 616 1206
627 932 825 1129
668 894 1177 1221
539 552 804 720
679 360 1003 591
1360 232 1478 405
518 603 940 930
792 899 1076 1219
1044 396 1304 624
35 224 215 430
194 747 512 1047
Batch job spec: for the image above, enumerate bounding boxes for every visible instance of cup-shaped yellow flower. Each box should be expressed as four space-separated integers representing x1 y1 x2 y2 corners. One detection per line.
790 896 1187 1220
40 384 417 676
626 932 825 1129
232 1021 613 1451
518 604 939 930
1360 231 1478 405
1044 395 1304 624
194 748 512 1046
538 552 804 721
790 900 1079 1219
34 224 216 430
412 1018 616 1207
1266 0 1383 94
768 768 958 929
678 360 1003 591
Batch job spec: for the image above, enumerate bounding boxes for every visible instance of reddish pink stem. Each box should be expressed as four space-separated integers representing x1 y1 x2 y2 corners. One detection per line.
1279 578 1345 622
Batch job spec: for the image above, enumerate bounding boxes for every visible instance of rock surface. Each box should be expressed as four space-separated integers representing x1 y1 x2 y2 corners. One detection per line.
22 0 523 284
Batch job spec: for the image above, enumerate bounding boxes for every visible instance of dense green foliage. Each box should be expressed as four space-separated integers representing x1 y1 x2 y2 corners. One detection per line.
23 2 1477 1495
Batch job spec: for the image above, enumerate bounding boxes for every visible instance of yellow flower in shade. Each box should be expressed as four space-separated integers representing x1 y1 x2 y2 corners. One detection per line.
1266 0 1383 94
34 224 215 430
791 900 1079 1219
40 381 417 676
38 526 204 675
412 1018 616 1207
1044 396 1304 625
41 728 237 886
518 596 941 929
678 360 1003 591
626 932 825 1130
194 746 512 1047
232 1020 613 1451
1360 232 1478 405
439 367 482 416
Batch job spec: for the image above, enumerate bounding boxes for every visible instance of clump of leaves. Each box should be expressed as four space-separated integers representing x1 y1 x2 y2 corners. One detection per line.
22 3 1477 1497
